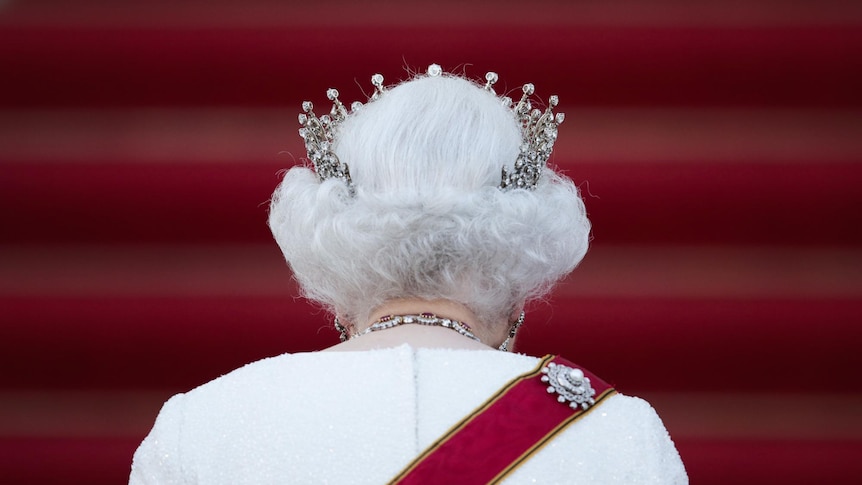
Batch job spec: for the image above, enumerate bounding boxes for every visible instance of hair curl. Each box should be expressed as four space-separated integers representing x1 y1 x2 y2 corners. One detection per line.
269 74 590 328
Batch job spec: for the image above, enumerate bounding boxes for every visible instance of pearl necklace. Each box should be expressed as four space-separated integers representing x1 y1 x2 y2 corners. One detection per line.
356 313 481 342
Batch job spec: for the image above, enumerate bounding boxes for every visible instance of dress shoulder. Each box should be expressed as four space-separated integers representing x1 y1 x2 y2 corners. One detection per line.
129 393 188 485
505 392 688 484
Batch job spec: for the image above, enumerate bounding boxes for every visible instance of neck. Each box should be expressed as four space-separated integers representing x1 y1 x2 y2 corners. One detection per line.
326 299 507 352
366 299 479 329
368 299 501 343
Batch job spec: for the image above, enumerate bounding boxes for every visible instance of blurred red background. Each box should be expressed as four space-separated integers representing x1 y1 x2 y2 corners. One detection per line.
1 0 861 483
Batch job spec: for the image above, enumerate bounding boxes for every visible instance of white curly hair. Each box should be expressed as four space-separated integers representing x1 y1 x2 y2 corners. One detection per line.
268 73 590 329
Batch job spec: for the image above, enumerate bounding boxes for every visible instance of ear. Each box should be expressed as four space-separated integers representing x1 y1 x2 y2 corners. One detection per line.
509 301 526 323
333 313 356 341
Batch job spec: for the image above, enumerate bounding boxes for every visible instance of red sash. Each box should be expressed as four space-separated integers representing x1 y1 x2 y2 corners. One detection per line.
389 355 615 484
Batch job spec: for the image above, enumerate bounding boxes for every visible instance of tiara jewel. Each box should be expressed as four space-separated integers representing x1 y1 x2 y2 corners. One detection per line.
499 83 564 190
297 64 564 192
298 92 354 194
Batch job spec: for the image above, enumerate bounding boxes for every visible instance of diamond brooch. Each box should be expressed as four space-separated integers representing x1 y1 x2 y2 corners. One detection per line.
541 362 597 410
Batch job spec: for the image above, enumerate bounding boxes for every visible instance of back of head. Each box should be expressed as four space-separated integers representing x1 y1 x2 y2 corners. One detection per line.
269 71 590 327
338 75 519 194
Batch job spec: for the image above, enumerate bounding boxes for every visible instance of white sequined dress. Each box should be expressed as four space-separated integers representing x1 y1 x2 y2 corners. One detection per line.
130 345 688 484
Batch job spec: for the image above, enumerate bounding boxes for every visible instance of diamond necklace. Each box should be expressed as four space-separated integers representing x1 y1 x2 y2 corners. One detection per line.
356 313 481 342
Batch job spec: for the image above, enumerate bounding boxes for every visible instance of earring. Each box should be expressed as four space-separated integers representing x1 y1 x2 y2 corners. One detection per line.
498 311 525 352
334 317 350 342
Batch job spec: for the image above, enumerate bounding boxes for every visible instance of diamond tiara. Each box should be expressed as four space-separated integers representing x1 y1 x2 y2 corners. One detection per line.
297 64 564 192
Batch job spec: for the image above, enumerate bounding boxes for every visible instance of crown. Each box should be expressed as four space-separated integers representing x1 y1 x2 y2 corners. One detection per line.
297 64 564 192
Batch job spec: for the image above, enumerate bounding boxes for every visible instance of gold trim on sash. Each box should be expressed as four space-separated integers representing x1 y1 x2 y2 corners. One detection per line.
389 355 616 484
389 355 556 483
489 387 617 484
